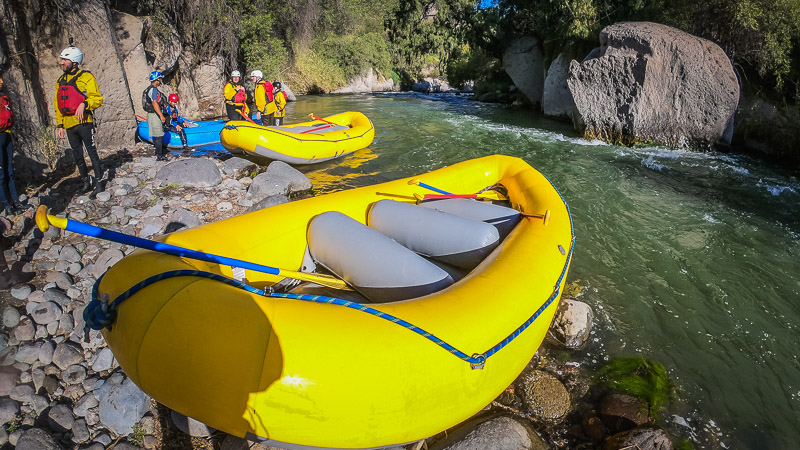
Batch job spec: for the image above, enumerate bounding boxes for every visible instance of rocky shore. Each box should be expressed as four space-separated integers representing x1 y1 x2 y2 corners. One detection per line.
1 145 686 449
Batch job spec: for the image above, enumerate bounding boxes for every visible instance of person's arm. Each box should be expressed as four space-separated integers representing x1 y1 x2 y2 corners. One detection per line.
54 80 65 137
76 73 103 121
224 83 235 102
254 84 265 119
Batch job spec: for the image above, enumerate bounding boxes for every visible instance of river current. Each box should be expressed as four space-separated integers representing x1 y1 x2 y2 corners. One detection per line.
282 93 799 448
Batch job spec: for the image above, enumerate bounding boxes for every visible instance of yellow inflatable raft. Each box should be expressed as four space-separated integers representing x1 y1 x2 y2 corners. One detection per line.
89 155 574 449
220 111 375 164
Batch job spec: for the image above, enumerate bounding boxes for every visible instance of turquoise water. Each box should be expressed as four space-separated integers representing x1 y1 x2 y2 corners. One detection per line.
286 93 800 448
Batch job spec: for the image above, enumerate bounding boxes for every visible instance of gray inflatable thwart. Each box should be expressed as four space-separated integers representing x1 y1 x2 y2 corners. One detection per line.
307 211 454 303
419 198 521 239
368 199 500 270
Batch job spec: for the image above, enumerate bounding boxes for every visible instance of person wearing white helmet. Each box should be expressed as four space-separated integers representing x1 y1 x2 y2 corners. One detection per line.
250 70 275 125
223 70 248 121
54 45 105 199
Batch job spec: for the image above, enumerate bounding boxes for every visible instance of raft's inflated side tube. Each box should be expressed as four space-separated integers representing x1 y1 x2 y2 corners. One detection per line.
308 211 454 303
420 198 521 239
368 199 500 270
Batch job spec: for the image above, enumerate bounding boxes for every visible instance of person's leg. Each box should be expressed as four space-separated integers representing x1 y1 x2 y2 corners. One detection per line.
78 124 103 190
66 126 92 192
153 136 165 161
148 113 166 160
0 134 13 212
274 116 283 126
0 218 35 289
226 103 239 121
179 128 189 149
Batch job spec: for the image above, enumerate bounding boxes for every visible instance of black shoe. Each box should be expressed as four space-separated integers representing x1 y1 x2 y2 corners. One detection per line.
3 205 15 216
89 182 104 200
0 269 35 290
156 155 167 161
81 178 93 192
13 202 30 211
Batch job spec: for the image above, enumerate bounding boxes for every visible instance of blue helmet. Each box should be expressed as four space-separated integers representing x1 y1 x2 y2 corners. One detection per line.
149 71 164 81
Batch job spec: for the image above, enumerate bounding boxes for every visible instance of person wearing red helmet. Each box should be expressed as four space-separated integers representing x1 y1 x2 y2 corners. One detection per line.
164 93 191 151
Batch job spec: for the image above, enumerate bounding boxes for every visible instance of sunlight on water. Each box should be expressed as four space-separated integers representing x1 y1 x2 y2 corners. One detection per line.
283 93 800 448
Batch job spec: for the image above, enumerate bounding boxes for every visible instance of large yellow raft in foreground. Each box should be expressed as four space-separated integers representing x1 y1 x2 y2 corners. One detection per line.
220 111 375 164
94 155 573 449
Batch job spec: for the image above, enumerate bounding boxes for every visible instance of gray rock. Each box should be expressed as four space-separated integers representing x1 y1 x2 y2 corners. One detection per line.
216 201 233 211
44 288 71 308
223 157 257 178
29 301 62 325
567 22 739 148
604 426 673 450
38 340 55 365
139 217 165 238
430 416 547 450
543 52 575 119
0 398 19 425
31 368 45 392
73 393 99 417
14 342 40 364
57 313 75 336
95 191 112 202
518 370 571 423
48 404 75 432
96 375 151 435
95 248 125 272
59 245 82 263
0 367 20 396
45 273 74 291
14 317 35 341
155 159 223 187
92 347 115 372
265 160 312 193
14 427 62 450
599 392 650 433
0 333 7 351
2 306 21 328
9 384 34 403
247 194 290 213
170 410 216 437
10 284 33 300
166 208 201 232
62 364 88 385
72 418 91 443
503 36 545 108
549 298 593 348
52 342 84 370
248 172 291 203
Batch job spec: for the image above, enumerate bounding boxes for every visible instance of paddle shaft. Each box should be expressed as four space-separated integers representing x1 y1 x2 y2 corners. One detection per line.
407 179 452 195
310 113 336 125
238 109 258 125
35 207 350 290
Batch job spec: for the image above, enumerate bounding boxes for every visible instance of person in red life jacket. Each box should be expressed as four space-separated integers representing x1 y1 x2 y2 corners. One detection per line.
54 46 105 199
0 73 27 216
0 216 34 289
143 71 169 161
164 93 191 151
273 82 288 126
250 70 275 125
223 70 249 121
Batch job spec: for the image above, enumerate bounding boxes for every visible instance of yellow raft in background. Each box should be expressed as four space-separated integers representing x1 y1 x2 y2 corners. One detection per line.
220 111 375 164
95 155 574 449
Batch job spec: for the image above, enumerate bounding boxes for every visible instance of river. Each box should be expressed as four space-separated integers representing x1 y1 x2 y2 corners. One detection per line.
279 92 800 448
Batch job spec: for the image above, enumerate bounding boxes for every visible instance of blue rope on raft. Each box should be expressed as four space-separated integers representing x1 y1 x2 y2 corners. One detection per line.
84 180 576 369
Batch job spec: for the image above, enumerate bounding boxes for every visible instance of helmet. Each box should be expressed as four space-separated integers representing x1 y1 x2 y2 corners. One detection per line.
250 69 263 79
168 93 179 103
149 71 164 81
274 81 282 90
231 70 241 78
59 47 84 64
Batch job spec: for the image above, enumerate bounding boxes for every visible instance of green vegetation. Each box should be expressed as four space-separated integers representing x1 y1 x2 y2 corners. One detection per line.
129 423 144 447
596 357 672 420
5 416 21 433
125 0 800 106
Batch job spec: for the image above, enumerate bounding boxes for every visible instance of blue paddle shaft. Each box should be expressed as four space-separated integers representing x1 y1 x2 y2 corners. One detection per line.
417 181 452 195
65 220 280 276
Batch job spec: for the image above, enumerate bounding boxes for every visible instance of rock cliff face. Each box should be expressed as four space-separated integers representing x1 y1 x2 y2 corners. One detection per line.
332 68 395 94
567 22 739 149
0 0 228 179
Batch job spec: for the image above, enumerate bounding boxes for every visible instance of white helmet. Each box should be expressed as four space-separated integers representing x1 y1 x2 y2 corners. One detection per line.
60 46 84 64
250 69 263 80
231 70 241 78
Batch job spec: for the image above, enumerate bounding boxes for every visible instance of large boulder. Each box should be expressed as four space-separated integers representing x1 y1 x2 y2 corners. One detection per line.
503 36 545 108
542 52 574 119
567 22 739 149
114 11 153 119
190 54 227 119
333 68 395 94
